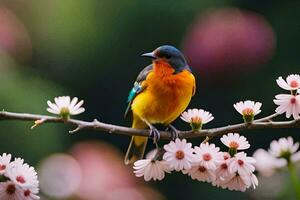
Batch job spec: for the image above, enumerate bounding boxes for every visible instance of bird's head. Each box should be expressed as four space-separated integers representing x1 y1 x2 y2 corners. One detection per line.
142 45 189 73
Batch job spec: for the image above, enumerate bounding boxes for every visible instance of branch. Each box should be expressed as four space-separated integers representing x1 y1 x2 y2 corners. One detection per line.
254 113 279 122
0 111 299 140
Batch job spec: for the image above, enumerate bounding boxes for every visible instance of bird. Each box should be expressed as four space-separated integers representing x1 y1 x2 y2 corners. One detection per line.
124 45 196 164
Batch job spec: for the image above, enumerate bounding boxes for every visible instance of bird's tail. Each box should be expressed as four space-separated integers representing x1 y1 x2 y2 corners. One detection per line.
124 115 148 165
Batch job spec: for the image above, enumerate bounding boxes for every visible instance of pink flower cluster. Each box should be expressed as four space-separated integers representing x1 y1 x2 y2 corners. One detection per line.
0 153 39 199
133 133 258 192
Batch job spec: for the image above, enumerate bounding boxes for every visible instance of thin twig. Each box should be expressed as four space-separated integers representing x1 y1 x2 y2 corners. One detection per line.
0 111 299 140
254 113 279 122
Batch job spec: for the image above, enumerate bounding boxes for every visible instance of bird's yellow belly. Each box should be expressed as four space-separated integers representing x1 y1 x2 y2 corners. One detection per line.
131 71 195 125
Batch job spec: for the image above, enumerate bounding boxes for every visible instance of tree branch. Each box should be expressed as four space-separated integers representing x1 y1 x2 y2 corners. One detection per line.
0 111 299 140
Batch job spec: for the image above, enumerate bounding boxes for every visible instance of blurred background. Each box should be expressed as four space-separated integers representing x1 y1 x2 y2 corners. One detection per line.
0 0 299 199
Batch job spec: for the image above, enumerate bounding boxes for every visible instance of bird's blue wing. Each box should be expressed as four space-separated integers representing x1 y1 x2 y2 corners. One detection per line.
127 82 143 103
124 64 153 119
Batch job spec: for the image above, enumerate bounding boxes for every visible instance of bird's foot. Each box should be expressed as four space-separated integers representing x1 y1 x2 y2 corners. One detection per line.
149 125 160 143
166 124 180 140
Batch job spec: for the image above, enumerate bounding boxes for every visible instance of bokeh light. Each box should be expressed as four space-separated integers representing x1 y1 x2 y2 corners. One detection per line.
38 142 165 200
70 141 136 200
104 188 146 200
183 8 276 76
38 154 82 198
0 6 31 62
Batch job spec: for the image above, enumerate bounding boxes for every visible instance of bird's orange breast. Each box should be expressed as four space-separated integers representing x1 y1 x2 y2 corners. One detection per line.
131 61 196 124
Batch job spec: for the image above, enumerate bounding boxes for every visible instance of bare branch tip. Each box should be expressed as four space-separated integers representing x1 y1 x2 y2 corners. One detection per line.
30 119 46 130
202 136 210 144
69 126 82 134
93 119 100 123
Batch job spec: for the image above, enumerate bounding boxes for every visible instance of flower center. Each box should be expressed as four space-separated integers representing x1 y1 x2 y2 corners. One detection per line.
238 159 244 166
198 166 206 172
60 107 70 115
6 184 16 195
242 108 254 116
223 154 229 160
24 189 31 197
291 97 297 104
16 176 26 184
175 150 185 160
203 153 212 161
221 163 228 169
229 141 239 149
290 80 299 88
0 164 6 171
191 116 202 124
280 150 292 161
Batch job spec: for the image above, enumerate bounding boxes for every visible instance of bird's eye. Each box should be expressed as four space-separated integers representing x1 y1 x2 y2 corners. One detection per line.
165 54 171 59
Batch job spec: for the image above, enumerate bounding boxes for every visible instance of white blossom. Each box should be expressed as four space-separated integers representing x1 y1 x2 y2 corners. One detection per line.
183 165 216 183
220 133 250 150
133 159 170 181
269 137 299 158
180 109 214 125
0 181 23 200
219 173 248 192
234 100 262 116
22 188 40 200
133 149 170 181
276 74 300 91
193 143 223 171
253 149 287 177
47 96 85 117
163 139 195 171
0 153 11 175
214 152 234 184
273 94 300 119
218 172 258 192
0 155 39 199
6 158 39 191
228 152 256 176
180 109 214 130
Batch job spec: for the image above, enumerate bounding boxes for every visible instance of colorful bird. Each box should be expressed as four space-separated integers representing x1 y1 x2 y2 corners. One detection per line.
124 45 196 164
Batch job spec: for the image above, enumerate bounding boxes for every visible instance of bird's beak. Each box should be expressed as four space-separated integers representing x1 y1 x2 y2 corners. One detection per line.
141 52 156 59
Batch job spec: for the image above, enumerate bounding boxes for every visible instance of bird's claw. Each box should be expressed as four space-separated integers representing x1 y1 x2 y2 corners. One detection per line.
166 124 179 140
149 126 160 143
